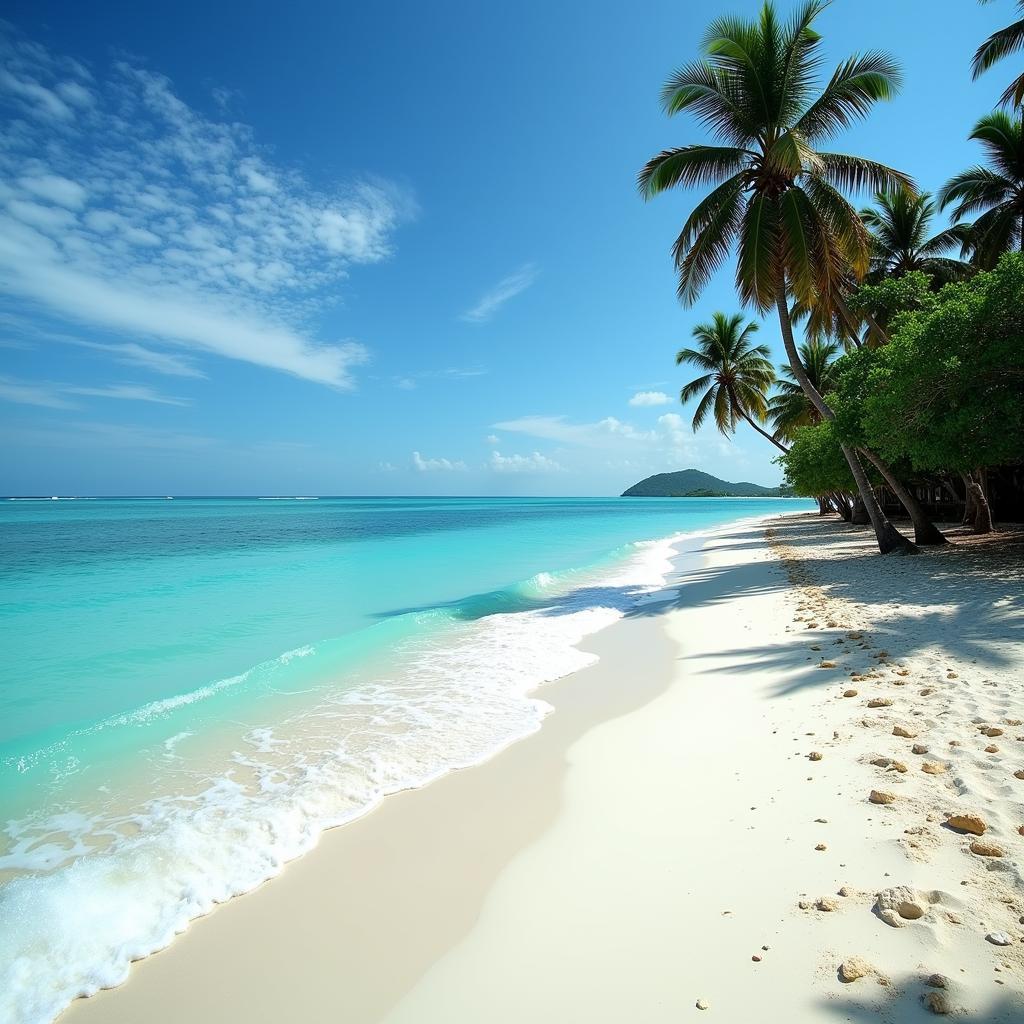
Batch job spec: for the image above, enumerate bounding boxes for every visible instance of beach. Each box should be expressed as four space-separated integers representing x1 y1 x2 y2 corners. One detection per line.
61 512 1024 1022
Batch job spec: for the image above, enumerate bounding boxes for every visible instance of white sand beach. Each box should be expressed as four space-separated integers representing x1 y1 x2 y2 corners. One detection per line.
64 513 1024 1023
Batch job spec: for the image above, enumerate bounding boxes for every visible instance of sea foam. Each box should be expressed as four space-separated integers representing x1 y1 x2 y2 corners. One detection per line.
0 530 687 1024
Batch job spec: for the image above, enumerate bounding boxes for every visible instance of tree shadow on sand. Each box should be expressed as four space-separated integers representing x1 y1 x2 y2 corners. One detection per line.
820 971 1024 1022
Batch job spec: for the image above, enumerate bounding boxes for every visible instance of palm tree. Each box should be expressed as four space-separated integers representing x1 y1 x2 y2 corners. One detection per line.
768 339 840 442
939 111 1024 267
861 190 973 286
676 312 785 452
973 1 1024 107
638 0 918 553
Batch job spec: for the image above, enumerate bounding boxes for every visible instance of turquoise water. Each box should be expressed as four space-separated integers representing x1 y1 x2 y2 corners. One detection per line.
0 495 811 1023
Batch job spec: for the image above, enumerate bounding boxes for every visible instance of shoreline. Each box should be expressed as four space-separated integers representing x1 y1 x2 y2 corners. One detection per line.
63 513 1024 1021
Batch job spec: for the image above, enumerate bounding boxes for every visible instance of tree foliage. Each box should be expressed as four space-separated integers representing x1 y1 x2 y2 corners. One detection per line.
855 254 1024 472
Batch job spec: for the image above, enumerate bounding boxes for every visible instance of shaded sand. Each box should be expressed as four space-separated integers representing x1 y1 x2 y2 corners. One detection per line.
64 514 1024 1023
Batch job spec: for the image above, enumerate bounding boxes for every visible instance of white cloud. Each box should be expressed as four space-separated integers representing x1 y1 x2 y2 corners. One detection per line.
0 374 188 408
0 375 75 408
460 264 537 323
629 390 671 407
485 434 500 445
494 412 698 462
411 451 468 472
489 450 562 473
69 340 206 378
63 383 190 406
18 173 87 208
0 25 412 388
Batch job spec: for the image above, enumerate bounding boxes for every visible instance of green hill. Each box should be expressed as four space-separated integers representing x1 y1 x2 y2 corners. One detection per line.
621 469 789 498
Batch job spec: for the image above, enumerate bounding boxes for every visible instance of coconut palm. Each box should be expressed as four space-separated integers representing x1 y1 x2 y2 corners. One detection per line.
638 0 920 553
676 312 785 452
768 339 840 442
861 190 973 286
939 112 1024 267
972 1 1024 107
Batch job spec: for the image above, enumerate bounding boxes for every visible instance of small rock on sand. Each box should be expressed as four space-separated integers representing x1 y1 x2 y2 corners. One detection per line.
893 725 918 738
985 745 999 753
843 689 858 697
871 757 892 767
1014 770 1024 780
839 885 854 897
946 813 986 835
922 762 947 775
808 751 823 761
912 743 929 754
815 843 827 851
984 727 1004 737
924 991 951 1014
867 698 893 708
970 839 1004 857
986 932 1013 946
926 974 948 989
696 998 709 1010
876 885 926 927
838 957 874 982
819 660 837 669
816 896 839 911
869 790 896 805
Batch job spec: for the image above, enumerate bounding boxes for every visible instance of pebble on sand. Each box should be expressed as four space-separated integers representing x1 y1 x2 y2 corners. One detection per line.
808 751 823 761
945 813 986 836
876 885 927 927
969 839 1004 857
984 727 1004 737
926 974 948 989
696 998 709 1010
838 957 875 983
912 743 929 754
867 698 893 708
893 725 918 738
922 762 947 775
923 990 951 1014
869 790 896 805
843 689 859 697
986 931 1013 946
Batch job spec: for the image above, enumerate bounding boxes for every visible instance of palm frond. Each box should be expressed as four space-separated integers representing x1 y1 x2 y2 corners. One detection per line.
796 51 903 141
637 145 752 198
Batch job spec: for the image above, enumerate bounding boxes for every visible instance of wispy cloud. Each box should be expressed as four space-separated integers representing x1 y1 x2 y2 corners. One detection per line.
0 374 75 408
390 366 487 390
0 374 188 408
411 451 467 472
68 340 207 378
629 390 671 407
0 24 413 388
64 383 190 406
460 264 538 323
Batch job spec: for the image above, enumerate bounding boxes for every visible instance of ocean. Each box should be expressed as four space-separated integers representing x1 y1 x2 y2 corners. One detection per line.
0 495 812 1022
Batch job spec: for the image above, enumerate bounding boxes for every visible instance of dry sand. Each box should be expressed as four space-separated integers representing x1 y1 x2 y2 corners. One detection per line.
64 513 1024 1023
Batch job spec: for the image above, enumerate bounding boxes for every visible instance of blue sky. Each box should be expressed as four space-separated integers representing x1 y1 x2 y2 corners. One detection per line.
0 0 1013 495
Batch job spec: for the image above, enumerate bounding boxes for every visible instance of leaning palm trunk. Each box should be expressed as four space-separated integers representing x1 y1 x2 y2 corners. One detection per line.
856 448 948 545
775 283 916 555
831 300 947 545
733 403 790 455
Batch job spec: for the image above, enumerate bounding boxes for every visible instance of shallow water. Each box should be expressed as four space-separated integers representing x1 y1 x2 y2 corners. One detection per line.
0 495 811 1023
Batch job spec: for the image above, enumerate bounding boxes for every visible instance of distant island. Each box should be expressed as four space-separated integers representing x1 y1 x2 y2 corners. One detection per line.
621 469 791 498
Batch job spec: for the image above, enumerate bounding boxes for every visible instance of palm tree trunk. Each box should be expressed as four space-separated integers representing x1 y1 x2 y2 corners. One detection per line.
967 470 994 534
856 448 948 545
774 280 917 555
734 403 790 454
